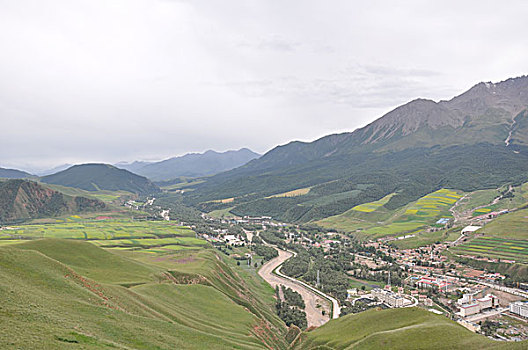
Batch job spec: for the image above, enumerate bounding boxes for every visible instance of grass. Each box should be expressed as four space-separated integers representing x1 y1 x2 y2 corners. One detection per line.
348 277 384 291
1 219 196 241
0 238 288 349
390 230 447 249
293 307 526 349
479 207 528 240
208 206 237 218
41 183 133 203
350 193 396 213
317 189 461 239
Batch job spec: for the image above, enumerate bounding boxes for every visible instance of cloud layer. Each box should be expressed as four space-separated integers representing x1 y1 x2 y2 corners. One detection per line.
1 0 527 171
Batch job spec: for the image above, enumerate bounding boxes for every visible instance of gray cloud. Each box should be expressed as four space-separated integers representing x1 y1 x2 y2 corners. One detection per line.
1 0 527 172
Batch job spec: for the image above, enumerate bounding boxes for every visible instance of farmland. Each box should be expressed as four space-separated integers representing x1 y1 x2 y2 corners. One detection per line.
0 217 206 252
267 187 311 198
452 236 528 262
317 189 462 239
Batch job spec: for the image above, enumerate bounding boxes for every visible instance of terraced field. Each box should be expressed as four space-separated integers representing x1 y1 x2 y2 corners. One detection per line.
452 237 528 262
317 189 462 239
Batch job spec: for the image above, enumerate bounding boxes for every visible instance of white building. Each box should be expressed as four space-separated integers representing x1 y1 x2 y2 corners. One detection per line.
458 294 499 317
510 301 528 318
372 288 411 308
461 225 481 234
459 303 480 317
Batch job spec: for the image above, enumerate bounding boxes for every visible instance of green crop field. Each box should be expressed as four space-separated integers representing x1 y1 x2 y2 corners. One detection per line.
452 236 528 262
0 218 204 254
351 193 396 213
293 307 526 349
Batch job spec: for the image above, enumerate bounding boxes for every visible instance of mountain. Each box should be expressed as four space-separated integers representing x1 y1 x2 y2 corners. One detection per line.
0 167 32 179
0 179 106 223
184 76 528 222
41 164 160 194
116 148 261 181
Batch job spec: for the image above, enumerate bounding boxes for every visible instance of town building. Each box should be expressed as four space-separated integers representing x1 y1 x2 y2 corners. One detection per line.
457 293 499 317
510 301 528 318
372 288 411 308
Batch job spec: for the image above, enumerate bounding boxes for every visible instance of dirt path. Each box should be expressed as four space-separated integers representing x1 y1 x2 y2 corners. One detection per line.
258 249 330 327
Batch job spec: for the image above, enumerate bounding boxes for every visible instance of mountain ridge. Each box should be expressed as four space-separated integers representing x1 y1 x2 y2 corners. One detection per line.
183 75 528 222
116 148 260 181
41 163 160 194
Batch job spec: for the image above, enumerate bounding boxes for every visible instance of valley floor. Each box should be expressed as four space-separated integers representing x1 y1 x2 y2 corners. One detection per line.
258 248 330 327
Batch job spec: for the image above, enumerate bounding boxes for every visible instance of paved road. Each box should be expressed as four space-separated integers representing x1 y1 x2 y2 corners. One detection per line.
258 248 331 327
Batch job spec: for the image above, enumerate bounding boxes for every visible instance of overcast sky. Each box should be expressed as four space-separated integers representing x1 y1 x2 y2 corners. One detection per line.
1 0 528 172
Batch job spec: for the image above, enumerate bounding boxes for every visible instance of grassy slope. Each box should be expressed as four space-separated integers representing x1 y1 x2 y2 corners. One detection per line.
480 207 528 239
0 239 287 349
293 308 526 350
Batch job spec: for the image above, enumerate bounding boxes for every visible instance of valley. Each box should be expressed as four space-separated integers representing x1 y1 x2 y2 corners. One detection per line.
2 76 528 349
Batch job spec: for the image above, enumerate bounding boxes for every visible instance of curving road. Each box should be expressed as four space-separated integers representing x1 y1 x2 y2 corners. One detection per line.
258 247 336 327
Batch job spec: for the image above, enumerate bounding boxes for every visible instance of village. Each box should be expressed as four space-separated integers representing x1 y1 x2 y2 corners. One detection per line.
130 197 528 341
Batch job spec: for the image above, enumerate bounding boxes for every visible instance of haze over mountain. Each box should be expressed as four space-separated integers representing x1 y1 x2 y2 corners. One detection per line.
185 76 528 222
116 148 260 181
0 179 106 223
41 164 160 195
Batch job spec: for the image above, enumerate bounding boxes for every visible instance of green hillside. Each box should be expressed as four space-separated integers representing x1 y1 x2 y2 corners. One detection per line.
317 189 461 238
0 239 287 349
182 77 528 223
293 308 526 350
41 163 160 194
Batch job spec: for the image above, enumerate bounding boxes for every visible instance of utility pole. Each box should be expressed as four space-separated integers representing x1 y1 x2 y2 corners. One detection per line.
316 269 320 288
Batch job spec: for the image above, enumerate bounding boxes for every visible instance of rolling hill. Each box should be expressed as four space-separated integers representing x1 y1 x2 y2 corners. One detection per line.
0 167 32 179
116 148 260 181
183 76 528 223
0 179 106 223
0 239 288 349
292 307 525 349
41 163 160 194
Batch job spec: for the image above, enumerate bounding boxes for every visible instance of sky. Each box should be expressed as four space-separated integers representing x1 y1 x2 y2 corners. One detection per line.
1 0 528 172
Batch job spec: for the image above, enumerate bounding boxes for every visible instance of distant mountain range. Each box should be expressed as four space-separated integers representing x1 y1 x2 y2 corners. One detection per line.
0 167 32 179
115 148 260 181
41 164 160 194
184 76 528 222
0 179 106 223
